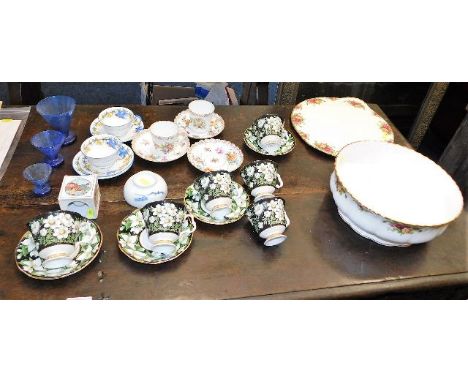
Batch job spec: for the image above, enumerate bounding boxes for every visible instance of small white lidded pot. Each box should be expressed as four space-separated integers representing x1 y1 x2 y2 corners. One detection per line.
246 196 290 247
98 107 134 138
193 171 233 221
80 134 121 170
240 159 283 202
124 171 168 209
149 121 179 148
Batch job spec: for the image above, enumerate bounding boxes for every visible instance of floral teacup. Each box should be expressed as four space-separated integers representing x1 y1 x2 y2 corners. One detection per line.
98 107 134 138
246 196 290 246
141 201 196 256
27 211 83 269
240 160 283 201
252 114 285 153
194 171 233 221
149 121 179 150
80 134 122 170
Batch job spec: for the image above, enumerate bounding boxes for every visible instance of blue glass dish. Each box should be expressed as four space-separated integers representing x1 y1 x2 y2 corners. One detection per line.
31 130 65 167
36 95 77 145
23 163 52 196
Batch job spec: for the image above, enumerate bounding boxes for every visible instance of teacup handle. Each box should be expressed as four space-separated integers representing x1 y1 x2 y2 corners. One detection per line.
285 212 291 227
184 213 197 234
276 174 283 188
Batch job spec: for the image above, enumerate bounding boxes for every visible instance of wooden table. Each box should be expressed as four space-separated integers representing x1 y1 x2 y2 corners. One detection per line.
0 105 467 299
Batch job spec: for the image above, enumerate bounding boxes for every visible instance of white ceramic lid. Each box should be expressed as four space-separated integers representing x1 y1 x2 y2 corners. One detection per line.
335 141 464 226
189 100 215 116
291 97 394 156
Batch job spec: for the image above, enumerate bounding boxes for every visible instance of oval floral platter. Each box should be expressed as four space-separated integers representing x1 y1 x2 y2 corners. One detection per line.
184 181 250 225
15 213 102 280
290 97 394 156
187 138 243 172
117 209 195 264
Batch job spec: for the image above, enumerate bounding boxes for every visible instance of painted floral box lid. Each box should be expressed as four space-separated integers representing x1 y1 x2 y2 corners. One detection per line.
58 175 98 200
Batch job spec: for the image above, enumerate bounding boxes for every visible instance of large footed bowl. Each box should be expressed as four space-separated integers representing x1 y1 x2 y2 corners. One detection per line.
330 141 463 247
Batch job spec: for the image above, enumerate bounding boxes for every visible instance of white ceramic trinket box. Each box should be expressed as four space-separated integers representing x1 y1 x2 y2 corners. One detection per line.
58 175 100 219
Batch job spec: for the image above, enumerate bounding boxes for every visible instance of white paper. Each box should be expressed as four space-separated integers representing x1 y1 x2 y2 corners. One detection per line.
0 119 21 170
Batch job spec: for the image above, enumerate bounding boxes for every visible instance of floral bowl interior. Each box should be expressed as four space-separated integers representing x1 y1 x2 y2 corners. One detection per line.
335 141 464 227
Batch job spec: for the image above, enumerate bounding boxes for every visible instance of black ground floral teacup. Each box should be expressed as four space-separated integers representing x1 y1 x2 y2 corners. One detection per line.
246 196 290 246
27 210 83 269
240 160 283 201
141 201 196 255
193 170 233 220
251 114 285 153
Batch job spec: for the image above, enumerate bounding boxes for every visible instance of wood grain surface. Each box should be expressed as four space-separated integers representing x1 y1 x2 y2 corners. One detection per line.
0 105 466 299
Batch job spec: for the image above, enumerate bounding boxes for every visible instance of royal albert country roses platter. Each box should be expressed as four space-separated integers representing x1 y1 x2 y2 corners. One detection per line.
330 141 463 246
291 97 394 156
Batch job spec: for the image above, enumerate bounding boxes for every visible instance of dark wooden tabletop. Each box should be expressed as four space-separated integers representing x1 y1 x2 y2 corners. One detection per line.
0 105 466 299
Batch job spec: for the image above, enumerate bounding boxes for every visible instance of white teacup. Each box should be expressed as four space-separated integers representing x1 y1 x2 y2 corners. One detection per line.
204 197 232 221
259 135 284 153
98 107 134 137
149 121 179 147
81 134 120 170
40 243 80 270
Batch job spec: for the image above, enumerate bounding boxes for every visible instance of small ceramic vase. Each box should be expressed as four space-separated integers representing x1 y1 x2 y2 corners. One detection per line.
240 159 283 201
252 114 285 153
141 201 196 256
193 171 233 221
27 210 84 269
246 196 290 246
124 171 168 208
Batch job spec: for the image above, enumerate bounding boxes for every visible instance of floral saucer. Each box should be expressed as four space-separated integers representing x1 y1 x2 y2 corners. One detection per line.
187 139 243 172
132 128 190 163
184 180 249 225
15 213 102 280
174 109 224 139
117 209 194 264
90 114 144 142
72 142 134 179
244 126 295 156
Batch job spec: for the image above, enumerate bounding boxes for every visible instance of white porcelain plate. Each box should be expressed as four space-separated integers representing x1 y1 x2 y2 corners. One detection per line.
117 209 195 264
15 220 102 280
132 128 190 163
174 109 224 139
90 114 144 142
73 143 134 179
291 97 394 156
184 180 249 225
187 139 243 172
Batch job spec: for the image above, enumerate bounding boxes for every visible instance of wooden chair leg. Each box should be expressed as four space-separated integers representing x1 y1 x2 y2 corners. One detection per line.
276 82 300 105
438 105 468 198
408 82 449 149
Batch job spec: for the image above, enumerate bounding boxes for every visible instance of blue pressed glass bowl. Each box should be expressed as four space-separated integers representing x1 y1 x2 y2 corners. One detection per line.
23 163 52 196
36 95 77 145
31 130 65 167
